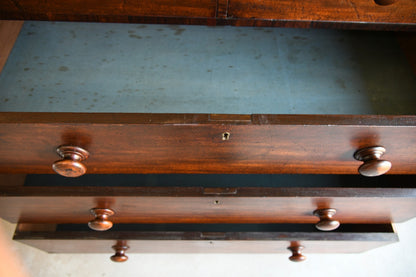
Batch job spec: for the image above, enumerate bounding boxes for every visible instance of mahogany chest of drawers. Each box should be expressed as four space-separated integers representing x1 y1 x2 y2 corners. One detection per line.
0 0 416 262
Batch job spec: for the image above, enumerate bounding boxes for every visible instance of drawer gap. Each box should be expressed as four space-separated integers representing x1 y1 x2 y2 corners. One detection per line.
23 174 416 188
51 223 394 233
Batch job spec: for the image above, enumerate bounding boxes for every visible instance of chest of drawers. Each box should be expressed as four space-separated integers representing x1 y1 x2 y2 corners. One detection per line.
0 0 416 262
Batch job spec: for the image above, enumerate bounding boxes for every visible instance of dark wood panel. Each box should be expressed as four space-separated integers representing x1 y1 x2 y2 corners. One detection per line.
1 113 416 174
1 184 416 224
0 0 415 30
228 0 416 27
0 0 217 18
13 223 398 254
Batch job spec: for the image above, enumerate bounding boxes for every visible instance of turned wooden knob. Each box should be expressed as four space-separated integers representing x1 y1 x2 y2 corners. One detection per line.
287 245 306 262
52 145 90 177
313 208 340 231
88 208 115 231
111 243 129 262
354 146 391 177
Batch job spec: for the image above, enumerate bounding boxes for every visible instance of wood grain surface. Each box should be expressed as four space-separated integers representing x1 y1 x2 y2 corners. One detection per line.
1 113 416 174
228 0 416 29
1 184 416 224
0 20 23 74
0 0 415 30
13 223 398 254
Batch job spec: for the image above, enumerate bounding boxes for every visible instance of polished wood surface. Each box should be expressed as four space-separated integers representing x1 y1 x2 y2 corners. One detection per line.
313 209 340 231
287 243 306 262
0 0 216 19
1 113 416 174
13 223 398 254
52 146 90 178
354 146 392 177
0 20 23 74
228 0 416 29
0 1 414 260
111 241 129 262
88 208 115 231
0 0 415 30
1 184 416 224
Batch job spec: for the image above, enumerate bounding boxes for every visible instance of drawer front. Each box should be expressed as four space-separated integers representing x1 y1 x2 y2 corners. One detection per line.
1 0 415 30
3 194 416 224
14 223 398 254
1 113 416 175
228 0 416 27
1 182 416 225
0 0 217 20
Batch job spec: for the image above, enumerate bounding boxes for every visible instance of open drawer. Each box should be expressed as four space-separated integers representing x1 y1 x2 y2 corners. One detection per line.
13 223 399 262
0 22 416 176
1 174 416 229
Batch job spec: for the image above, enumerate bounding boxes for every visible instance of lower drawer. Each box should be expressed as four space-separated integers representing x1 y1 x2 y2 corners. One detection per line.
13 223 398 262
1 174 416 227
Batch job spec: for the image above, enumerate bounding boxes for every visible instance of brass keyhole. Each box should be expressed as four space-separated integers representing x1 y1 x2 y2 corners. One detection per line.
222 132 230 141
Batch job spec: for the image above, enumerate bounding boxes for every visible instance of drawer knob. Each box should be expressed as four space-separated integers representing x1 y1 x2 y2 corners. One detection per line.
287 245 306 262
354 146 391 177
313 208 340 231
88 208 115 231
111 243 129 262
52 145 90 177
